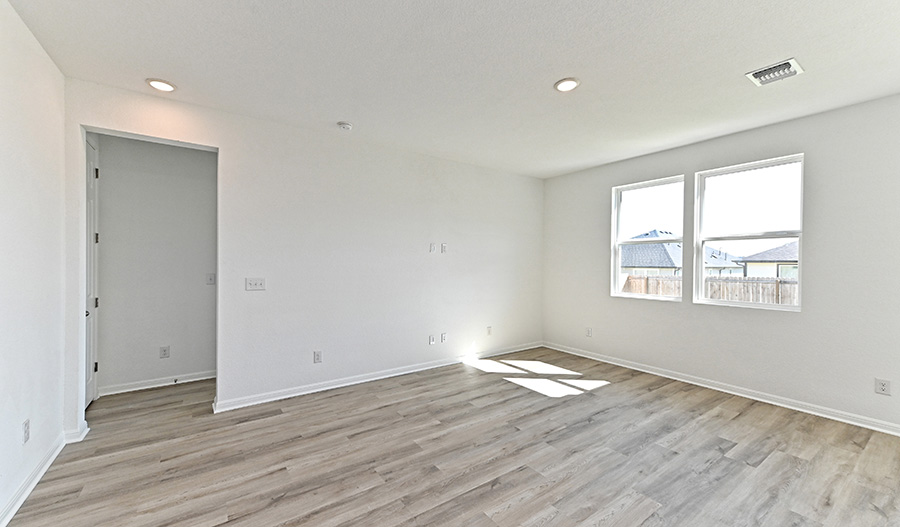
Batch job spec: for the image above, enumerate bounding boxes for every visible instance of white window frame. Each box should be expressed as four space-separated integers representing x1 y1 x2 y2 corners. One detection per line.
611 175 684 302
693 153 803 311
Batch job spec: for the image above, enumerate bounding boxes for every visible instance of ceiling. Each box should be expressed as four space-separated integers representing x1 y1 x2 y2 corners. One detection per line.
10 0 900 178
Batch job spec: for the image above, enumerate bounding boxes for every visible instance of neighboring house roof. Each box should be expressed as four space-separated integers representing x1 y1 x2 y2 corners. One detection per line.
704 246 741 269
620 230 741 269
735 241 798 263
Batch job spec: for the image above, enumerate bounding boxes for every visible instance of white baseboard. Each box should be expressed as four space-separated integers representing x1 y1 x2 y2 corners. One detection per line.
99 370 216 397
544 341 900 438
478 341 544 360
213 341 544 413
0 434 65 527
64 420 89 443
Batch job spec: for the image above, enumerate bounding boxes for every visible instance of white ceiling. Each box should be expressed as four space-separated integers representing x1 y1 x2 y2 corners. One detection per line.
10 0 900 178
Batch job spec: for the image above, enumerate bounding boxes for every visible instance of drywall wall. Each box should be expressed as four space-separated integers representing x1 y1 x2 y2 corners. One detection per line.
63 79 543 416
544 92 900 431
0 0 65 523
96 135 217 393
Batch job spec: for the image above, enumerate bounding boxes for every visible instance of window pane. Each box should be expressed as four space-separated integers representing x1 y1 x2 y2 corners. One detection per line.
701 238 799 306
702 161 801 237
618 181 683 240
616 242 682 298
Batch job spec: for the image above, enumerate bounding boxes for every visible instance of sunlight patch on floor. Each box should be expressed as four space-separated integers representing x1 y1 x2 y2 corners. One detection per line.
503 378 584 398
558 379 610 391
463 358 528 374
500 360 581 376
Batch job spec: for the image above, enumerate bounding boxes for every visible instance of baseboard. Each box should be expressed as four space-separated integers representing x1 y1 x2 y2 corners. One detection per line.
544 341 900 438
0 433 65 527
213 341 544 413
98 370 216 397
64 420 89 443
478 341 545 360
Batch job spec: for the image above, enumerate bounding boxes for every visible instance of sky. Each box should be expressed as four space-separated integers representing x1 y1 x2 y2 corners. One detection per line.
617 161 802 257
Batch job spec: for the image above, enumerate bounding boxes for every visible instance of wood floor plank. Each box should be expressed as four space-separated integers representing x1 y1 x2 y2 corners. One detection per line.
10 347 900 526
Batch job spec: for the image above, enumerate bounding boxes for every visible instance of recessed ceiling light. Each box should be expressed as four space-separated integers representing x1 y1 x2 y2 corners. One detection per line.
554 77 580 92
337 121 353 131
146 78 176 92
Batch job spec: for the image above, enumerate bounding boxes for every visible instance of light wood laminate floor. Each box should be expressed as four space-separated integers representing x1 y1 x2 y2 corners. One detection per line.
11 348 900 526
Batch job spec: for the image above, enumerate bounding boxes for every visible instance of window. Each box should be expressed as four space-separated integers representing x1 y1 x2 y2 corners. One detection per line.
611 175 684 300
694 154 803 309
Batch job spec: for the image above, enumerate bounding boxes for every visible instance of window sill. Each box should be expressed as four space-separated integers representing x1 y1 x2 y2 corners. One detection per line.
692 297 800 312
611 292 682 302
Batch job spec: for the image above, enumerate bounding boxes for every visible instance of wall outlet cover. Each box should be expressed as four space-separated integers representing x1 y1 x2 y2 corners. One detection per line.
245 278 266 291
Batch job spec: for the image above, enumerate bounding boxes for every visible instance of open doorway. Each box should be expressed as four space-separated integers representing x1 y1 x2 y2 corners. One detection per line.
84 132 217 409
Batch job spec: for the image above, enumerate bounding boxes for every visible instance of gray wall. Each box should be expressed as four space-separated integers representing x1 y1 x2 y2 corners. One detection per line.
97 135 217 393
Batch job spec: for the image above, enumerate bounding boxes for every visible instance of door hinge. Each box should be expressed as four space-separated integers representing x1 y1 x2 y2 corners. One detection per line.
94 232 99 243
94 362 98 373
94 168 99 179
94 297 99 308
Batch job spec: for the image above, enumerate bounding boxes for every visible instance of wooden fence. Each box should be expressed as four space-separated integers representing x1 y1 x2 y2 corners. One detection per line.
623 275 798 305
623 276 682 297
704 276 798 305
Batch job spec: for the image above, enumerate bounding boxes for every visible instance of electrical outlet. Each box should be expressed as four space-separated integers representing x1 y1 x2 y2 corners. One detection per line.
245 278 266 291
23 419 30 444
313 350 322 364
160 345 170 359
487 326 492 336
586 327 593 337
441 243 447 253
440 332 447 343
875 378 892 396
429 335 436 345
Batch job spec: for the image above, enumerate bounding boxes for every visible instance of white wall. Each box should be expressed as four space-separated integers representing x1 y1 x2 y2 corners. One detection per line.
544 93 900 431
0 0 65 523
63 79 544 415
97 135 217 393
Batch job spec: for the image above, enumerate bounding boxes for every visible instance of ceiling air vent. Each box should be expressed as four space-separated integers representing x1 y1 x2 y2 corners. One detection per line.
746 58 803 86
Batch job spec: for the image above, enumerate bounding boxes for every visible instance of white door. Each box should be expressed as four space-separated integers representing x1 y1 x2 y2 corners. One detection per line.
85 137 99 408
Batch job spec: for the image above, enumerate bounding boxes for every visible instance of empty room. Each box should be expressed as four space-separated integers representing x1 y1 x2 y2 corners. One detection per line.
3 1 900 526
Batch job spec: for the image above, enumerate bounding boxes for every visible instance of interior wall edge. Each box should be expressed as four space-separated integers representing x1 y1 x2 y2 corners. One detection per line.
544 341 900 438
63 422 89 444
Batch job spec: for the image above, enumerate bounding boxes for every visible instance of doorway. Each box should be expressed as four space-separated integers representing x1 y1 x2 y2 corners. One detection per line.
84 133 217 408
